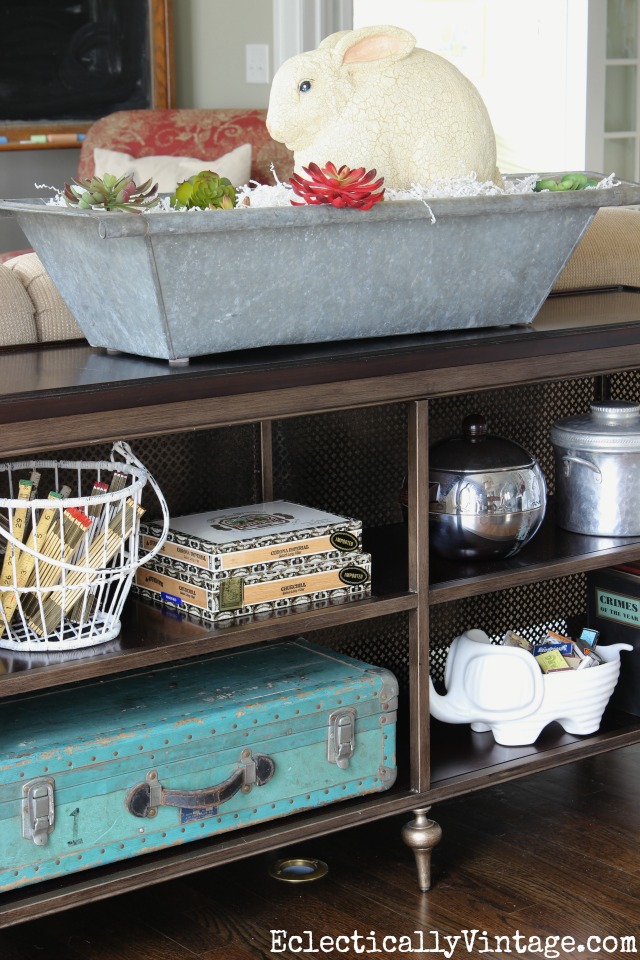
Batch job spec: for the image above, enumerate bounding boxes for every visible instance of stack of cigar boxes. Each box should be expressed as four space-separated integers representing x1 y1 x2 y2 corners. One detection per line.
133 500 371 621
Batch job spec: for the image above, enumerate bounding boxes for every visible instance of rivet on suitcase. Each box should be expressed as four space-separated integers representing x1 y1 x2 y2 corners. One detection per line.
1 639 398 891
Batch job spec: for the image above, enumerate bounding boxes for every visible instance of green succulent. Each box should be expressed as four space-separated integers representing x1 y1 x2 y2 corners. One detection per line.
63 173 160 212
534 173 599 192
170 170 236 210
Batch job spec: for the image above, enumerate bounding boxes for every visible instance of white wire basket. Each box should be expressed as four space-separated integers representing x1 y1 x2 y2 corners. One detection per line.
0 441 169 652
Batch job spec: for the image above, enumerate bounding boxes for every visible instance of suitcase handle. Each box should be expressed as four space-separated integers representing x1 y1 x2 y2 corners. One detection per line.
125 751 276 818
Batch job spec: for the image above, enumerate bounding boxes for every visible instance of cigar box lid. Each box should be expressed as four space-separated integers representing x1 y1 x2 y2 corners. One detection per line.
143 501 362 551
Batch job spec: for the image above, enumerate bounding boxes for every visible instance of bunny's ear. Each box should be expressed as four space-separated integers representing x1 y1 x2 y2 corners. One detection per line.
318 30 352 51
335 25 416 67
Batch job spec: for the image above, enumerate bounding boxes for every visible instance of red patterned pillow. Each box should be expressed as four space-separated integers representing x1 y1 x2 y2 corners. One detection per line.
77 109 293 186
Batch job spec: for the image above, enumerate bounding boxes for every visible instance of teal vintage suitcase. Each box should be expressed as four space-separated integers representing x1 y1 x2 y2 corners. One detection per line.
0 639 397 892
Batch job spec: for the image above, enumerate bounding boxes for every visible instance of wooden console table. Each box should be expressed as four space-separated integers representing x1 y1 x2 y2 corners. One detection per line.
0 287 639 926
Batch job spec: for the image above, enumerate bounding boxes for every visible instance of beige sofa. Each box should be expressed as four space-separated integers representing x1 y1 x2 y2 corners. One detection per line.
0 252 83 346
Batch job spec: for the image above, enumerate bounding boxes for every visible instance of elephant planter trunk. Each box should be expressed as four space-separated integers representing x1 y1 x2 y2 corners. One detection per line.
430 629 632 746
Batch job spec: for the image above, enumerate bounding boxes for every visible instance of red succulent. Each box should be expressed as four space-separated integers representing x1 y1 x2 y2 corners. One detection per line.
290 162 385 210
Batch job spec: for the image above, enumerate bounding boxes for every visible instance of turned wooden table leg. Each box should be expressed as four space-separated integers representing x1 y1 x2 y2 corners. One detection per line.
401 807 442 891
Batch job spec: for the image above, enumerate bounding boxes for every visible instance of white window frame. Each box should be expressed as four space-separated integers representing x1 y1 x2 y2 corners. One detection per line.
272 0 353 72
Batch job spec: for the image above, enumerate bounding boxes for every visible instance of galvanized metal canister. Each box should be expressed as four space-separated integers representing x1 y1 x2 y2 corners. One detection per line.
550 400 640 536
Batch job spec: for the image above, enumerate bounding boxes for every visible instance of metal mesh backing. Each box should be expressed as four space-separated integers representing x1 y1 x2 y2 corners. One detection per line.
312 612 410 695
429 573 588 686
12 427 262 522
271 404 408 527
608 368 640 403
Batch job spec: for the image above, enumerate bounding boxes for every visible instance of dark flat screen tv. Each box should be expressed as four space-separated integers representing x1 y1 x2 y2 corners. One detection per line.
0 0 173 124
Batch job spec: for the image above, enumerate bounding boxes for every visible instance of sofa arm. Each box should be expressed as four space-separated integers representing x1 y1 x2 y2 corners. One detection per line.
2 253 83 344
0 261 39 345
553 207 640 293
1 249 32 264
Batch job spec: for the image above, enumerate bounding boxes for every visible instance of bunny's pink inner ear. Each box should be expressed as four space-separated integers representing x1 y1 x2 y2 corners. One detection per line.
342 30 415 65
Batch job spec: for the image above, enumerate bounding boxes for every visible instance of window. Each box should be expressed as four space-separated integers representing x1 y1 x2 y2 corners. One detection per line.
352 0 591 175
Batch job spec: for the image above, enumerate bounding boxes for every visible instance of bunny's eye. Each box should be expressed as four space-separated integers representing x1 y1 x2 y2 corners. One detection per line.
298 80 312 93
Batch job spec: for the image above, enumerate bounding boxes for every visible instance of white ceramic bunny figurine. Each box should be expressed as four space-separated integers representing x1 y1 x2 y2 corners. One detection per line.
267 24 501 190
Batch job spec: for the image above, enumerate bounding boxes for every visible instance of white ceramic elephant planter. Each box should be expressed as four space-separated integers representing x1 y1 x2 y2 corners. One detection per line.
430 629 632 746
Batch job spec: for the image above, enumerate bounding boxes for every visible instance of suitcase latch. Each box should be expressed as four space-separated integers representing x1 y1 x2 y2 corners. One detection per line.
327 708 356 769
22 777 55 846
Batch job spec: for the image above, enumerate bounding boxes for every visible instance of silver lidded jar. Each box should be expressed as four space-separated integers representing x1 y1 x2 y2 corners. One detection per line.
429 415 547 560
550 400 640 536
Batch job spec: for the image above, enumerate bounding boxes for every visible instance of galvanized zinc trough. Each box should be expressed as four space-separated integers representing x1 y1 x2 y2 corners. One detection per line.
2 174 640 362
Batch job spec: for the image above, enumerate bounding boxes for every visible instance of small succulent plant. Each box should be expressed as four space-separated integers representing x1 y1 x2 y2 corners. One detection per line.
534 173 599 192
63 173 160 212
170 170 237 210
290 162 385 209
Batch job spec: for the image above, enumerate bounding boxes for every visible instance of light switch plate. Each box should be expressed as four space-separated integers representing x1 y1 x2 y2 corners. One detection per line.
246 44 270 84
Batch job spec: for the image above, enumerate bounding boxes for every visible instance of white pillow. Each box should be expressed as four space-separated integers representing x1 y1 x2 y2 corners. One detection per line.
92 143 252 191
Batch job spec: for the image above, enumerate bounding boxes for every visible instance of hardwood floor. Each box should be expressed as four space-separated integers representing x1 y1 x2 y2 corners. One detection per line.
3 744 639 960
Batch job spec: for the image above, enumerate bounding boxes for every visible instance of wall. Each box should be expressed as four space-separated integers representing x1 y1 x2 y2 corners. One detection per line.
0 149 79 256
173 0 274 109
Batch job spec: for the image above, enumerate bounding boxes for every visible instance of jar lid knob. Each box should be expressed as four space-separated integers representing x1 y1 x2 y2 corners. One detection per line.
591 401 640 421
462 414 488 442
